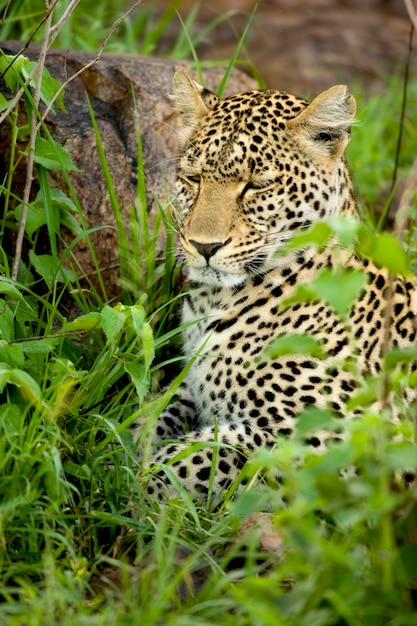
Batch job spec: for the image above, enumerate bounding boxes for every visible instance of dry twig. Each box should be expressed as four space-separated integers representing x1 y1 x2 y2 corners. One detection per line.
11 3 55 281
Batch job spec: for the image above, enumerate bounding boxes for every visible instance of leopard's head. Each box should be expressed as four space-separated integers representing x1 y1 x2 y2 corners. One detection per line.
173 70 357 288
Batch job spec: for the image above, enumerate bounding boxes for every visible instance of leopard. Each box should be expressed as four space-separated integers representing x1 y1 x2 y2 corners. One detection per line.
142 69 417 500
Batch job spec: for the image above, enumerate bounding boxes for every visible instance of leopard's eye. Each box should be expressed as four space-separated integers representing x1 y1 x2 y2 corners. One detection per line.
242 182 258 194
242 180 276 195
185 174 201 184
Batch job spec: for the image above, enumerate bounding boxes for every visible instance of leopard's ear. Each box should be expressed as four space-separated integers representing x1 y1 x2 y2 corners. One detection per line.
172 70 219 140
288 85 356 159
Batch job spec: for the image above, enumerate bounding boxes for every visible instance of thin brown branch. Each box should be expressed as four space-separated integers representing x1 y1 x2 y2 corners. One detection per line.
0 0 60 127
11 4 55 281
404 0 417 28
0 0 59 81
36 0 142 128
49 0 80 37
390 20 414 196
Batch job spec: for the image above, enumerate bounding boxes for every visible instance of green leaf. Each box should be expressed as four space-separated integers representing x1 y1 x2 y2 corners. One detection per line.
231 489 272 517
281 222 332 254
0 341 24 368
63 312 101 333
129 304 146 336
0 93 11 112
0 303 15 342
0 54 23 91
0 361 11 393
0 362 42 405
263 333 325 360
0 403 23 435
313 267 367 316
280 283 321 310
15 338 61 354
49 188 77 211
0 55 66 111
24 136 79 172
386 443 417 471
9 368 43 405
124 361 150 402
327 216 361 247
357 229 409 275
29 251 59 289
20 60 66 112
295 407 336 437
384 345 417 369
14 201 47 239
0 279 25 300
14 188 81 238
101 305 126 344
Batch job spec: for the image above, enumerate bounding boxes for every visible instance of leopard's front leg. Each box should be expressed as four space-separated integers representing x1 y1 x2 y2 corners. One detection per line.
144 420 276 500
153 383 199 441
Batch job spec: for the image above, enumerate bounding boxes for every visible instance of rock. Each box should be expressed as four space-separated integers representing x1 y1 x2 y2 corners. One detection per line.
155 0 415 95
0 42 257 299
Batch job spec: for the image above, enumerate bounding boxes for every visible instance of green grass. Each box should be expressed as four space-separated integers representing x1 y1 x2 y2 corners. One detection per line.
0 2 416 624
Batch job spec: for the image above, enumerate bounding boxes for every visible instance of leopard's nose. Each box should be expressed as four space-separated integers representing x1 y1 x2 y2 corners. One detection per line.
189 238 231 262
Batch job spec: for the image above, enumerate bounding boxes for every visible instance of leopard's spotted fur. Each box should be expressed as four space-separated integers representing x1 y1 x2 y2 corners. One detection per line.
142 71 417 499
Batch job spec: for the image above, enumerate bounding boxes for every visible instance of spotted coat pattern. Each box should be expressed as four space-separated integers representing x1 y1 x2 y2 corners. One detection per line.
142 71 417 499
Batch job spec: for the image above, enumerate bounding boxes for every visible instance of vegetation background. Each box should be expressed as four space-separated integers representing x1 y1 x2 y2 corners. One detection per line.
0 1 416 624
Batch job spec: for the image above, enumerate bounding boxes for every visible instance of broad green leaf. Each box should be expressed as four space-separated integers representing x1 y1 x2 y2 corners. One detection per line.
20 60 66 112
29 250 59 289
281 222 332 254
63 312 101 333
0 362 42 405
357 229 409 275
0 341 24 367
59 209 83 235
384 346 417 369
124 361 150 402
0 93 11 112
231 489 272 517
129 304 146 336
49 188 77 211
280 283 318 310
13 295 39 328
295 407 336 437
16 337 61 354
0 362 11 393
0 403 23 435
101 305 126 344
29 251 75 288
14 201 47 238
9 368 43 405
0 303 15 342
346 386 378 412
327 216 361 247
14 188 80 238
24 136 79 172
0 279 25 300
0 54 23 91
386 443 417 471
0 55 66 111
263 333 325 360
313 268 367 316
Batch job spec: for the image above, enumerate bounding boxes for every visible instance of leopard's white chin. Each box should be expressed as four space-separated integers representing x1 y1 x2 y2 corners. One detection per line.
188 266 247 288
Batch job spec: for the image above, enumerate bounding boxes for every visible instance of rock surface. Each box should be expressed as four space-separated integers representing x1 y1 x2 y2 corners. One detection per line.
0 42 256 298
156 0 415 95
